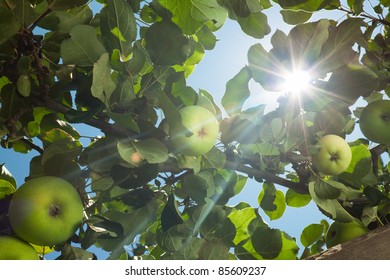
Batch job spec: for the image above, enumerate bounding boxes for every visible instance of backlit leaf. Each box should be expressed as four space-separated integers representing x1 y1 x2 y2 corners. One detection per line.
300 223 324 247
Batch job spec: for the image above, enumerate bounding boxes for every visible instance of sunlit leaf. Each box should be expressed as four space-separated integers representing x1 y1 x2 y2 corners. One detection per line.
158 0 228 34
285 188 312 207
300 223 324 247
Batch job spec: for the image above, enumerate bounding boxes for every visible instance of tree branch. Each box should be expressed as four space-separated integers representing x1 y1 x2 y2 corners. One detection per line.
224 160 309 194
20 138 44 155
29 8 53 31
38 96 137 138
370 144 388 176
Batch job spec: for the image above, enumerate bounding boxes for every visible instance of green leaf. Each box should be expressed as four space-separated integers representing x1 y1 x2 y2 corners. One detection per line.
158 0 228 34
109 75 136 110
258 182 286 220
182 174 208 204
100 0 136 59
300 223 324 247
110 164 159 189
222 66 251 116
313 180 341 199
236 11 270 39
247 43 284 91
228 207 260 245
285 188 311 207
16 75 31 97
106 111 140 133
120 139 169 164
319 18 364 73
101 200 160 259
161 194 183 232
91 53 117 106
260 118 286 143
309 182 354 222
348 0 364 14
40 6 93 32
0 166 16 198
275 0 340 11
47 0 88 11
199 240 230 260
280 9 312 25
145 21 193 65
158 223 193 252
327 63 379 104
0 2 22 44
61 24 107 66
195 25 217 50
251 227 282 259
41 138 82 165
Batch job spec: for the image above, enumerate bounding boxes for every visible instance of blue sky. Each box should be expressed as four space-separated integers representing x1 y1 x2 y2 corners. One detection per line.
0 1 358 259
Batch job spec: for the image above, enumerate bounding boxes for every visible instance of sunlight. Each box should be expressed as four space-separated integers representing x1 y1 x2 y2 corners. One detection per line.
281 70 312 94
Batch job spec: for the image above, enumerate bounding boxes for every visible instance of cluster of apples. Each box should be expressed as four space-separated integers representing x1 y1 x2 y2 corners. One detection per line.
311 99 390 177
0 176 84 260
311 100 390 248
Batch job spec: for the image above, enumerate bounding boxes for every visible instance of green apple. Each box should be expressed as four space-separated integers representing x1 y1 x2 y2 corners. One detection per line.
311 134 352 175
0 235 39 260
8 176 84 246
359 100 390 144
169 105 219 156
325 220 368 248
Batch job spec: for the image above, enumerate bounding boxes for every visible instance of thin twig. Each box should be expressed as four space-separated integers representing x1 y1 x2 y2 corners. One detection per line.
224 160 309 194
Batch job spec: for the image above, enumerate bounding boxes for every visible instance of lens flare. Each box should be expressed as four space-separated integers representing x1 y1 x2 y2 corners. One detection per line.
282 70 312 94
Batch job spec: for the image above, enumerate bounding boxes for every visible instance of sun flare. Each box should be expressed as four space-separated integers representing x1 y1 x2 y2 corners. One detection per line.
282 70 312 94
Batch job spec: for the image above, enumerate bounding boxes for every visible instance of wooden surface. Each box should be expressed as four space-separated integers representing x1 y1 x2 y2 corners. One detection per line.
307 224 390 260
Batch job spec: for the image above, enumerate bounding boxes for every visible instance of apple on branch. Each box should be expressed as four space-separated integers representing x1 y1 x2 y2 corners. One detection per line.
325 220 368 248
8 176 84 246
0 235 40 260
169 105 219 156
311 134 352 176
359 99 390 144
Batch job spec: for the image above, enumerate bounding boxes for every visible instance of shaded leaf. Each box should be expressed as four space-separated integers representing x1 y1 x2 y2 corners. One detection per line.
251 227 282 259
280 9 312 24
236 11 270 39
161 194 183 232
91 53 117 106
61 24 107 66
47 0 88 11
145 21 193 65
100 0 136 59
222 66 251 116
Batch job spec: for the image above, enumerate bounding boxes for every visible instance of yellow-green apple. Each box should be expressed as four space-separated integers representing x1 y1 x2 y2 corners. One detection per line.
8 176 84 246
169 105 219 156
0 235 39 260
325 220 368 248
311 134 352 175
359 100 390 144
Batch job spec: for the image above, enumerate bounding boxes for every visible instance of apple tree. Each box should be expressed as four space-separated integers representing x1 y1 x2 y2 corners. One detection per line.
1 0 390 260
